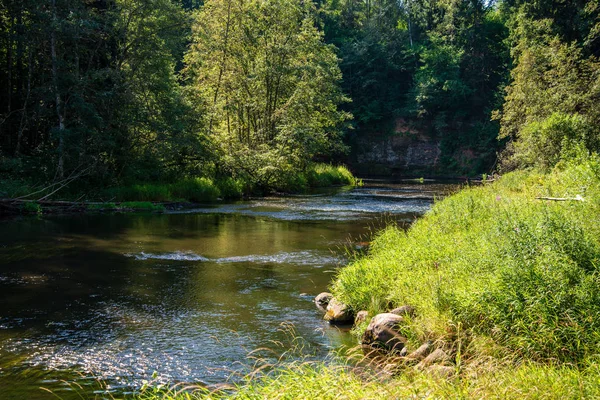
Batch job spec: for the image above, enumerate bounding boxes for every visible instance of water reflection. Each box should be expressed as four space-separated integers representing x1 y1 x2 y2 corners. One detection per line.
0 181 458 398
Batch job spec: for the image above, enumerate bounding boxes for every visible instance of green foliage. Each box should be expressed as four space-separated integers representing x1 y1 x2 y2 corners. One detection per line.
498 3 600 171
510 113 596 170
216 177 246 200
305 164 356 187
185 0 350 186
106 179 221 203
170 178 221 203
132 360 600 399
108 184 172 202
20 201 41 215
333 159 600 364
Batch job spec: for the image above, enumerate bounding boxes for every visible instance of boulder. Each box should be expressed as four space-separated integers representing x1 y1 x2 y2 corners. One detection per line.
416 348 450 370
406 342 432 361
355 310 369 325
314 292 333 313
390 305 416 317
324 298 354 324
361 313 406 352
427 365 456 379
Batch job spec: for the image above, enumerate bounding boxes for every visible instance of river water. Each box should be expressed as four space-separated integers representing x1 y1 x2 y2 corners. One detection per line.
0 181 457 399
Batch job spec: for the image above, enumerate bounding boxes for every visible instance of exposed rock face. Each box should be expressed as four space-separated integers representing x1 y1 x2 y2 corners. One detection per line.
324 298 354 324
314 292 333 313
354 128 441 175
361 313 406 352
390 305 416 317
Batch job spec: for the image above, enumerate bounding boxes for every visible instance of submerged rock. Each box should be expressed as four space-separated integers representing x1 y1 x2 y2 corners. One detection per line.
324 298 354 324
361 313 406 352
314 292 333 313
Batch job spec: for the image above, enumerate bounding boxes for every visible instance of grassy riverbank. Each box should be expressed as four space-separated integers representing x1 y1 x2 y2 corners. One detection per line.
1 164 357 215
132 157 600 399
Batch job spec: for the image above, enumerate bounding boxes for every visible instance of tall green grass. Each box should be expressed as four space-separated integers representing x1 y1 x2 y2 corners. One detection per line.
106 178 222 203
274 163 357 192
106 164 357 202
333 157 600 364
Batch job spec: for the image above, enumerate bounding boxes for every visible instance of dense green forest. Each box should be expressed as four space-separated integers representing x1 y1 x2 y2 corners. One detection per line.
0 0 599 199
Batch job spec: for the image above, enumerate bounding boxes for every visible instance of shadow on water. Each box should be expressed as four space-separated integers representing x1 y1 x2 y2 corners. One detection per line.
0 181 460 399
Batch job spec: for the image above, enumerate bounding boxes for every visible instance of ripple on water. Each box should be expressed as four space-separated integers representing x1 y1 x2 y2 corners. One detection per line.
124 250 344 266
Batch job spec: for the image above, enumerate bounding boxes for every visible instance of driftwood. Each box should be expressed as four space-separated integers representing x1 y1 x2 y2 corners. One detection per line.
536 195 585 202
0 198 91 215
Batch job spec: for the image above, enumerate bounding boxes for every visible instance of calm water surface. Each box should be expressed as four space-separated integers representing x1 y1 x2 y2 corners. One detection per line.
0 181 457 399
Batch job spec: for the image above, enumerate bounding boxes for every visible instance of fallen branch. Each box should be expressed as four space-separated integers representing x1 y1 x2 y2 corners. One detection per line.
536 195 585 202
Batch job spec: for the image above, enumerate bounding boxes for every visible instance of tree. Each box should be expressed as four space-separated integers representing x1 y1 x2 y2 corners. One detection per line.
185 0 350 188
497 2 600 170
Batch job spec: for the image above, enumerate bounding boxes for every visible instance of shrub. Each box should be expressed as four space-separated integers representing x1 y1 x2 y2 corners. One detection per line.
510 113 596 171
20 201 41 214
170 178 221 202
306 163 356 187
216 177 246 200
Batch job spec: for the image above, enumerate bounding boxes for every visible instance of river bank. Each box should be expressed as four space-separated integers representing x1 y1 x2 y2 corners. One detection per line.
135 157 600 399
0 164 357 216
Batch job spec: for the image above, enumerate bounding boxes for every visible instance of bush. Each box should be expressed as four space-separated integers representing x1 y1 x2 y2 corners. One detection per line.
216 177 246 200
306 164 356 187
169 178 221 202
87 203 117 211
108 184 171 202
510 113 596 171
20 201 41 214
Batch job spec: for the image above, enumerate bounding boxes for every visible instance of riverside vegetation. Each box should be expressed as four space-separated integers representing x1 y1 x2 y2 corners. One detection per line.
2 0 600 398
129 157 600 400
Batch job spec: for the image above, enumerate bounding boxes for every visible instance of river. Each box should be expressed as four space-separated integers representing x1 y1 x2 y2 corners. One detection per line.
0 180 457 399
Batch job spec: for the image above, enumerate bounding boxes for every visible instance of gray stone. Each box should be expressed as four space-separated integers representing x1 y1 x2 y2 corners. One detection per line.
324 298 354 324
361 313 406 352
314 292 333 313
355 311 369 325
427 365 456 379
390 305 416 317
416 348 450 370
406 342 432 360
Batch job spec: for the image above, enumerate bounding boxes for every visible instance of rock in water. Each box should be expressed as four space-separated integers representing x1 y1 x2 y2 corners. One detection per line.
362 313 406 352
314 292 333 313
324 298 354 324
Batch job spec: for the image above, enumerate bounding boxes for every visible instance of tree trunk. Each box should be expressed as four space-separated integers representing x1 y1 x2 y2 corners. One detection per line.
208 0 232 135
15 49 32 155
51 0 65 179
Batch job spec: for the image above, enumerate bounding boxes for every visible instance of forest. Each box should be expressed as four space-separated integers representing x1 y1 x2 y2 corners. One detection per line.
1 0 597 201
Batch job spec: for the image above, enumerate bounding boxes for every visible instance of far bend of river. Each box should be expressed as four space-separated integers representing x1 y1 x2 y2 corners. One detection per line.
0 180 458 399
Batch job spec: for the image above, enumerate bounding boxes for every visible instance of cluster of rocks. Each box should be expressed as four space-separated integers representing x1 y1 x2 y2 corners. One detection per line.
314 292 455 378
